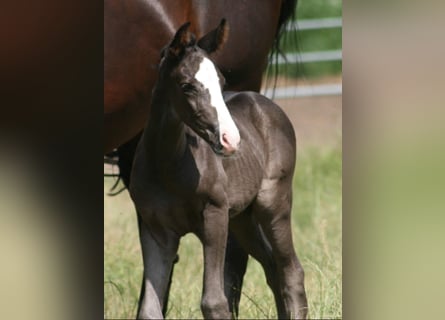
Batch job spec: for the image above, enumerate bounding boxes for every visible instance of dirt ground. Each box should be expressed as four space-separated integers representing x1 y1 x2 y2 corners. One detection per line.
277 94 342 150
266 75 342 150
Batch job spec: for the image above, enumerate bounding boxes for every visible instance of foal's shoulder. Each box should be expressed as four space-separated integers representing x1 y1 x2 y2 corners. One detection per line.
223 91 275 109
224 91 293 131
224 91 284 115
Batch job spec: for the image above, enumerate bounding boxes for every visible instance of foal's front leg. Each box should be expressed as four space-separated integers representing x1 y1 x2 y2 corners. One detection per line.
199 203 231 319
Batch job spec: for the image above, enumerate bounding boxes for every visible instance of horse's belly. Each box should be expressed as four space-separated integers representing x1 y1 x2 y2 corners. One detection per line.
227 175 262 217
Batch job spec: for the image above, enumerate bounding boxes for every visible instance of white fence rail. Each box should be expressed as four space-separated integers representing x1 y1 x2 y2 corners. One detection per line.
267 17 342 99
289 17 342 31
263 83 342 99
276 50 342 64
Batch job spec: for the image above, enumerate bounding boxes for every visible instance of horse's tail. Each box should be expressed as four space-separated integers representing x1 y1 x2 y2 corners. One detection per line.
104 132 142 196
277 0 298 36
104 150 126 196
266 0 301 97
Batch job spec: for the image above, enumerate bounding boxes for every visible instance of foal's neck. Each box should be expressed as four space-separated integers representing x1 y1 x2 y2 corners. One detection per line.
144 84 187 165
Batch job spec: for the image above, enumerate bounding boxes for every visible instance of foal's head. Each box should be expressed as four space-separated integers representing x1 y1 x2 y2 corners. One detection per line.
158 20 240 156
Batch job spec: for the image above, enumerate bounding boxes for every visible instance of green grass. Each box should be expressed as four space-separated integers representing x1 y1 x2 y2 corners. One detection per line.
296 0 342 20
104 146 342 319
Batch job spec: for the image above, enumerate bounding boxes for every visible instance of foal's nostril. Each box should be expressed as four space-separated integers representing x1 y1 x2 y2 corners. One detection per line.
222 133 229 145
221 132 239 153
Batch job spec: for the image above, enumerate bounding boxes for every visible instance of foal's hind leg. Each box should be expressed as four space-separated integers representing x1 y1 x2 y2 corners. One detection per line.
229 211 288 317
223 231 248 317
137 218 179 319
253 180 308 319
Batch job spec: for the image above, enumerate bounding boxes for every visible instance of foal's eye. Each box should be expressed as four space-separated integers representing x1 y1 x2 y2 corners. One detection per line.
194 111 202 119
180 83 195 93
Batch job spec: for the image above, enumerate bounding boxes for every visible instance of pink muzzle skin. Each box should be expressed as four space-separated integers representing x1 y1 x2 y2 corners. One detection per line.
220 130 240 156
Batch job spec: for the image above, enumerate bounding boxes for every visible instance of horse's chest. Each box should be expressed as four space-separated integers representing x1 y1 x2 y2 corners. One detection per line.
134 186 204 235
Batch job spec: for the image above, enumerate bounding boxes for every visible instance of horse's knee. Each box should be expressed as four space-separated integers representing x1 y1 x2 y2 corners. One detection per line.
283 266 308 319
201 294 230 319
295 264 305 281
296 266 307 299
284 263 305 291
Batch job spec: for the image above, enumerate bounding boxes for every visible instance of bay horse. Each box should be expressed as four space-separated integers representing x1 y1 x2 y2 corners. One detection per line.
104 0 299 316
129 21 307 319
104 0 297 154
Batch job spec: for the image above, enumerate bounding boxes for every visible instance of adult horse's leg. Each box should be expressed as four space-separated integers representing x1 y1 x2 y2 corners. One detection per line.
254 183 308 319
116 134 176 317
135 214 148 317
116 133 140 187
224 231 248 317
137 218 179 319
199 203 231 319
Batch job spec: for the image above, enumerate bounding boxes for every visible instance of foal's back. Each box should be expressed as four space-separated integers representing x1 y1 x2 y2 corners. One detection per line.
221 91 296 216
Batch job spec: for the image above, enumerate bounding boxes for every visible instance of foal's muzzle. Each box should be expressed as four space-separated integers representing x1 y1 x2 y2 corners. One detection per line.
199 127 235 157
209 128 239 157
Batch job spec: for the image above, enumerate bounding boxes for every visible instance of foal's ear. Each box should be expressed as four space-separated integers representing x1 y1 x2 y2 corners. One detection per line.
169 22 196 58
197 19 229 54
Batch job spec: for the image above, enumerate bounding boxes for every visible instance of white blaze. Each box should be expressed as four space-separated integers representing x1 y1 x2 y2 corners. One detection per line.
194 57 240 152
